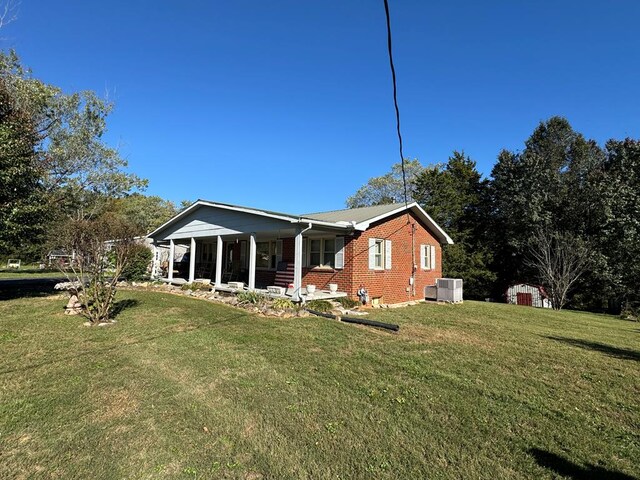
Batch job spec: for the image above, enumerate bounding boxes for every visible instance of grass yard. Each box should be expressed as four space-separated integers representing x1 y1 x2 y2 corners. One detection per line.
0 291 638 479
0 267 62 280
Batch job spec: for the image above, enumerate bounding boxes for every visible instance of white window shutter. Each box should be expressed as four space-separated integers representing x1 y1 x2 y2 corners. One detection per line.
420 245 427 269
276 239 283 266
334 236 344 269
385 239 392 269
430 245 436 271
368 238 376 269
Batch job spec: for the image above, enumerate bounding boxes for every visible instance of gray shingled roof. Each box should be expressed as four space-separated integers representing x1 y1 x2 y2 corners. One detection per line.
301 203 406 224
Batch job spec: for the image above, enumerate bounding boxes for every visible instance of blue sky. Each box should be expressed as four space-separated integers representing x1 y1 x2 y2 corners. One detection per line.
3 1 639 213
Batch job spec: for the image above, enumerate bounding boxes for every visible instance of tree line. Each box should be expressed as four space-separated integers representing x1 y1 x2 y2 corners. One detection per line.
0 50 179 261
348 117 639 313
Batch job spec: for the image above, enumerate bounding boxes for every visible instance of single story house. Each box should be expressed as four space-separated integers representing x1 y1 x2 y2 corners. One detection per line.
147 200 453 305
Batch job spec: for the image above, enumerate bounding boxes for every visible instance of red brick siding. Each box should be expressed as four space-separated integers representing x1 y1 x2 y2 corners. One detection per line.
270 211 443 304
350 211 442 304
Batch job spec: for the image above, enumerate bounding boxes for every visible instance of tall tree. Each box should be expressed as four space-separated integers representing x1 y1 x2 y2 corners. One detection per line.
0 51 52 256
490 117 605 303
0 50 146 259
346 159 423 208
594 139 640 311
109 194 178 234
413 151 494 298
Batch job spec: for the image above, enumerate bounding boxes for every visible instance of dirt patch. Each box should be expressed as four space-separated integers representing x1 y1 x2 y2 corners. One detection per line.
400 325 492 348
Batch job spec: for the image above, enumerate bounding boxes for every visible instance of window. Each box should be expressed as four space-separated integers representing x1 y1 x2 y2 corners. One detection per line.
256 241 270 269
368 238 392 270
307 237 337 268
255 240 281 270
374 240 383 268
421 244 436 270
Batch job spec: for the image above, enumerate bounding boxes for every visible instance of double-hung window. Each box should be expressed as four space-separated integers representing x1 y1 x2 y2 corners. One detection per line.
256 240 282 270
308 238 334 268
369 238 392 270
420 244 436 270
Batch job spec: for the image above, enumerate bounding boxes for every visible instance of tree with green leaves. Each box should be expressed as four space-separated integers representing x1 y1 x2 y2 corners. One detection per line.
413 151 495 298
490 117 606 304
108 194 178 234
0 50 146 259
346 159 423 208
0 51 52 257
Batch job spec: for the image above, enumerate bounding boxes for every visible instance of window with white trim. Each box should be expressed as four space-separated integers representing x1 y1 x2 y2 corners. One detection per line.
307 237 336 268
374 240 384 268
256 240 281 270
369 238 392 270
420 244 436 270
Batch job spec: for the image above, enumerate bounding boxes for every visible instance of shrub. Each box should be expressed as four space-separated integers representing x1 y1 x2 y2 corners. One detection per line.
120 244 153 281
336 297 359 309
237 291 267 305
180 282 211 292
306 299 333 313
272 298 296 311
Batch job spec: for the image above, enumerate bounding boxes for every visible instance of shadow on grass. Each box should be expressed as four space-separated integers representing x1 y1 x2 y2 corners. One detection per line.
0 310 250 376
528 448 637 480
544 336 640 362
0 279 63 301
111 299 140 318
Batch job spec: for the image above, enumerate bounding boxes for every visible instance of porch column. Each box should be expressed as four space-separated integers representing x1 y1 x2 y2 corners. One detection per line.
151 244 159 278
215 235 223 287
168 239 175 282
248 233 256 290
293 226 303 302
188 237 196 283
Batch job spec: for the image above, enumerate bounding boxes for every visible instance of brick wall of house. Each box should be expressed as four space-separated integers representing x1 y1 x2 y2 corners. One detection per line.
349 211 442 305
274 211 443 304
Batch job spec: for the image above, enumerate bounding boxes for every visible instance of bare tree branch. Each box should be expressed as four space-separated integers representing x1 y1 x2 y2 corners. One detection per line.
0 0 19 30
525 229 590 310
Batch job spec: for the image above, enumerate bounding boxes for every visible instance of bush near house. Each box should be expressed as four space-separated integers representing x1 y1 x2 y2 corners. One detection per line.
119 244 153 281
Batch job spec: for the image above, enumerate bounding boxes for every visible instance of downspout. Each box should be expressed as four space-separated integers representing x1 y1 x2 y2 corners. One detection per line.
292 221 313 302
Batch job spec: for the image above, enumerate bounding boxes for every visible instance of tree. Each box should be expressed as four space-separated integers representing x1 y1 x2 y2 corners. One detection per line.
109 194 178 234
0 51 52 257
525 229 590 310
346 159 424 207
55 213 141 324
413 152 494 298
489 117 605 301
594 139 640 311
0 50 146 258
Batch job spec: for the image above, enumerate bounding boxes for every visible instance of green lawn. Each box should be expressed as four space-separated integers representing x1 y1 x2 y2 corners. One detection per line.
0 291 638 479
0 267 62 279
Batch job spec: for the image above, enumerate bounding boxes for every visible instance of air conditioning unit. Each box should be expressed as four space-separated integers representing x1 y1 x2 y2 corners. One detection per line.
436 278 463 303
424 285 438 300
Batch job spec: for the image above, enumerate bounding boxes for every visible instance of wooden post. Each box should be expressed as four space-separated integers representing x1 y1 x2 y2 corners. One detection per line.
248 233 256 290
168 239 175 282
215 235 223 287
188 237 196 283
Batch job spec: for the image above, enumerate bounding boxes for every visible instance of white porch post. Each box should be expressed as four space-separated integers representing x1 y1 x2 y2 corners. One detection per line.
168 239 175 282
188 237 196 283
215 235 223 287
248 233 256 290
293 226 303 302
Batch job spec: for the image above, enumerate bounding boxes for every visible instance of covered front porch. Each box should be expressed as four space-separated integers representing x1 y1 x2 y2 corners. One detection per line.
148 201 353 302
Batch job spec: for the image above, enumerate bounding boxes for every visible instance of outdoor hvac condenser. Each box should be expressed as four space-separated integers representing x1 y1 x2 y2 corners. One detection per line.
435 278 463 303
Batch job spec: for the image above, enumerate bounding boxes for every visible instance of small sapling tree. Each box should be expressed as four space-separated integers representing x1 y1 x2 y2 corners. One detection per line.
56 213 140 324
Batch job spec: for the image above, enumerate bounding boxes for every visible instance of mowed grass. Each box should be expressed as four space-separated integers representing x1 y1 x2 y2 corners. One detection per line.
0 291 638 479
0 267 62 279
